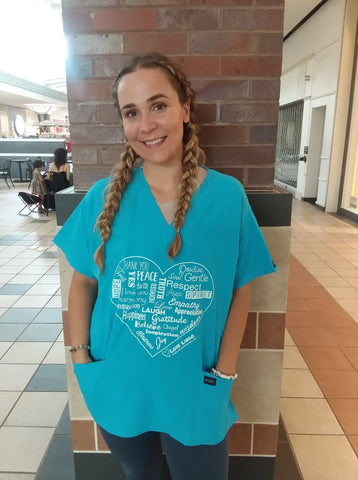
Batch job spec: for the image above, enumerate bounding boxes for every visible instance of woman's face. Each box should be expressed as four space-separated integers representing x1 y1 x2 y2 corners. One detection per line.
116 68 190 168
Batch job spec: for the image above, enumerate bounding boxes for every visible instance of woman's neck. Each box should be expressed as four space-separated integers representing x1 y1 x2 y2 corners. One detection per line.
142 162 183 202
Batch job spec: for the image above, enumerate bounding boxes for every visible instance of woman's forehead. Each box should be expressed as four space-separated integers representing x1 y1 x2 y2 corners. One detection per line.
117 68 178 105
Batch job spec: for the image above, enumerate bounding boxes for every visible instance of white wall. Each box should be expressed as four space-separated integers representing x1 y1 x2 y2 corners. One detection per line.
280 0 346 208
341 71 358 207
329 0 358 213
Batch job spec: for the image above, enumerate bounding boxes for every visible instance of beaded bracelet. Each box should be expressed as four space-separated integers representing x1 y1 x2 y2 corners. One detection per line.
210 367 238 380
69 344 90 353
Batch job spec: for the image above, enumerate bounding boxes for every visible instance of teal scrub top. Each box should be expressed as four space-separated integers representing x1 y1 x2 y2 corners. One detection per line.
54 167 277 446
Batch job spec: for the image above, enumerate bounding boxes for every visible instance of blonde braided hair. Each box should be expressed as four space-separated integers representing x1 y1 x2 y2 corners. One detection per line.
94 145 135 273
94 53 205 273
168 120 202 257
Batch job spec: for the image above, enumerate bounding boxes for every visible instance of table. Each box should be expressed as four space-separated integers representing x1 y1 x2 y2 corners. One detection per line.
0 154 54 182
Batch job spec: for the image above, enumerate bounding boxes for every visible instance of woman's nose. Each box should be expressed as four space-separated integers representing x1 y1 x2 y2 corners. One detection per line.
139 112 156 133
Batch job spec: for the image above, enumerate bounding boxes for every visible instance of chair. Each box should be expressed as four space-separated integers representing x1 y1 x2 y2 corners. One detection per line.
0 159 15 188
18 192 41 216
25 158 34 188
44 171 66 211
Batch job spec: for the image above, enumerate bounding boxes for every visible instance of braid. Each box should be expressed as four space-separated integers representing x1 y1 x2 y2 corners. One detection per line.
93 144 135 273
167 120 204 259
165 63 205 259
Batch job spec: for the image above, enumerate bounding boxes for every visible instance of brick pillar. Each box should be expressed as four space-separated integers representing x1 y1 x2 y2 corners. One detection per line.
62 0 284 190
57 1 291 479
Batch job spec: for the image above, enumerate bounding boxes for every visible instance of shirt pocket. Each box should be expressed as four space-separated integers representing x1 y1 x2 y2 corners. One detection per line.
194 371 238 444
73 360 108 414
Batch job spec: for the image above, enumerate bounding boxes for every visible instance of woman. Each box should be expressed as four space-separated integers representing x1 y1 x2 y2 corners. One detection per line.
48 147 70 187
54 53 276 480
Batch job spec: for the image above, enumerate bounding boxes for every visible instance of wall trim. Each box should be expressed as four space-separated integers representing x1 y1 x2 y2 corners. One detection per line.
55 189 292 228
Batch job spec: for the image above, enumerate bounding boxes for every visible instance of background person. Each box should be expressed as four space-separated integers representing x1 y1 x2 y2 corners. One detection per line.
30 159 47 213
54 53 277 480
48 147 70 187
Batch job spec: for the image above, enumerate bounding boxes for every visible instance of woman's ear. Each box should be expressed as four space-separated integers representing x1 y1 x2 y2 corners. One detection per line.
183 102 190 123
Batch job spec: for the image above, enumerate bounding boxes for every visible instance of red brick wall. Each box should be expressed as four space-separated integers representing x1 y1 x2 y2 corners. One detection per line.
62 0 284 190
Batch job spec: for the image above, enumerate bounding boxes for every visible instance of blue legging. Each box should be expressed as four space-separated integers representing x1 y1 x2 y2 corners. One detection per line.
99 426 229 480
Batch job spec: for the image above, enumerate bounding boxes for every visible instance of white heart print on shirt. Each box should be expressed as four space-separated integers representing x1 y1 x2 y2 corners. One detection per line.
111 256 214 357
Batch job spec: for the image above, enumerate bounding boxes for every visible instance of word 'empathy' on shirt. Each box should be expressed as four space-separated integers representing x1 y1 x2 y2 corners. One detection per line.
110 257 214 357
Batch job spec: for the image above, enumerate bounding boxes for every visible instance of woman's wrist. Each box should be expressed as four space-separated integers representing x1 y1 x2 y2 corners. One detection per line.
211 367 238 380
69 343 90 353
215 359 237 377
70 346 91 363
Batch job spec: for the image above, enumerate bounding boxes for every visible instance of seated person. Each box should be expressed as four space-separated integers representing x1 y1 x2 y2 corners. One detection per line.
47 147 70 188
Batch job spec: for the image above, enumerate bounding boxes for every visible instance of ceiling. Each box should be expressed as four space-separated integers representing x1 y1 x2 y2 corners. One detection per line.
0 0 327 113
0 0 66 116
0 77 67 113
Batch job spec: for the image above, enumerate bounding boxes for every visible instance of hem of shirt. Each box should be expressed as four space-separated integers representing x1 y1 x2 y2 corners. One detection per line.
233 265 277 290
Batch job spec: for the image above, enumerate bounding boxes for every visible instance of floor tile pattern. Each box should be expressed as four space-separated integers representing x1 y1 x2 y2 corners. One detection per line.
281 200 358 479
0 185 66 477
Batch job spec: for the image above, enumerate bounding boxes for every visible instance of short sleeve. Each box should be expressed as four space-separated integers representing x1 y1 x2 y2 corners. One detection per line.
233 184 277 289
53 179 107 279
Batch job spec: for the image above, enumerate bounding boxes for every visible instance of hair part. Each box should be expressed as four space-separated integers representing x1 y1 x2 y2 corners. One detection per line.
94 53 205 274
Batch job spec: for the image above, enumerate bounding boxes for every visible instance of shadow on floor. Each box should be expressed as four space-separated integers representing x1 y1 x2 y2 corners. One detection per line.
274 417 303 480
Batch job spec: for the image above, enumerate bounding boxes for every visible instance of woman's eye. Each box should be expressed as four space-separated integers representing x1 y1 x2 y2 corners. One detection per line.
124 110 137 119
153 103 167 113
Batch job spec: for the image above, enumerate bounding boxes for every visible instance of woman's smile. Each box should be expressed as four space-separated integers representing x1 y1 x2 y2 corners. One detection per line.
142 136 167 147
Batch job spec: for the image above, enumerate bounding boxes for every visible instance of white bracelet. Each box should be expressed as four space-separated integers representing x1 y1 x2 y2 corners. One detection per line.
210 367 238 380
69 344 90 353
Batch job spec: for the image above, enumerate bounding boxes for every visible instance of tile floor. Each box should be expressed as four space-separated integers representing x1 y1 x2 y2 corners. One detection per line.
0 183 70 480
0 182 358 479
282 200 358 480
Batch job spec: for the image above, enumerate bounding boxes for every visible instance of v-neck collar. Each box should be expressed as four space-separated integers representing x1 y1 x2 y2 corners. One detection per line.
137 166 210 227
